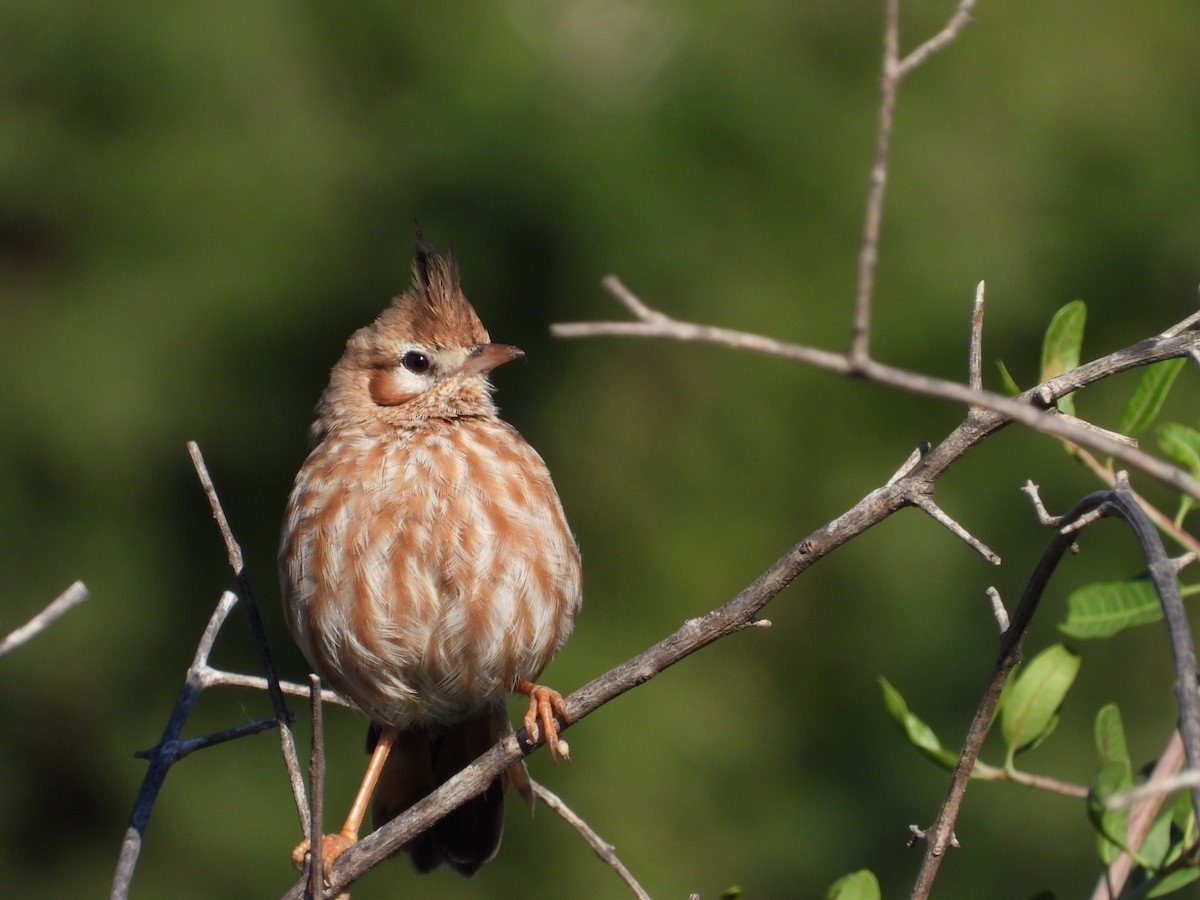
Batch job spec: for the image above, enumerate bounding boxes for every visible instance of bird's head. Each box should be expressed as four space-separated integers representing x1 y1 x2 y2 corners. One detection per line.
313 236 523 435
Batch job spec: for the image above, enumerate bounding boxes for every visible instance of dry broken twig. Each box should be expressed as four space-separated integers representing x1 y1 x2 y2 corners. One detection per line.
0 581 89 659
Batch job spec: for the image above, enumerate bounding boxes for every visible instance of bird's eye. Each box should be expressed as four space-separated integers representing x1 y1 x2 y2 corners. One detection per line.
401 351 431 374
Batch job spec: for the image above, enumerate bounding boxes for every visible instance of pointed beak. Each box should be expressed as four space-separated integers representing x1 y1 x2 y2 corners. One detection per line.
458 342 525 377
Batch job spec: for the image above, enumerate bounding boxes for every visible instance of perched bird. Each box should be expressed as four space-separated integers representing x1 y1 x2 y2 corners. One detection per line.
279 235 581 879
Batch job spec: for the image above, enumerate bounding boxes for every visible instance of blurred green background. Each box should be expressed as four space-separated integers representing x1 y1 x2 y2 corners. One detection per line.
2 2 1199 897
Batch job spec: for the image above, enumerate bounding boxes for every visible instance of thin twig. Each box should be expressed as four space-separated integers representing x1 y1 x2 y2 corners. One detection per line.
201 669 352 707
554 294 1200 504
187 442 308 829
602 274 670 323
532 780 651 900
111 591 240 900
0 581 89 659
910 493 1000 564
1069 444 1200 557
895 0 977 79
985 586 1009 634
887 444 929 486
968 281 985 393
911 491 1112 899
308 675 325 900
850 0 976 365
850 0 901 364
1105 474 1200 827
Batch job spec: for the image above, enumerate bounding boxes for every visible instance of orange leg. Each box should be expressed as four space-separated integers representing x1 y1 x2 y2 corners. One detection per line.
292 726 400 882
516 680 570 762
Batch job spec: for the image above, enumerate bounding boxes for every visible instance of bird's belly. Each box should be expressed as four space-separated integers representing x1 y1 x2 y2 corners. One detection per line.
280 428 581 730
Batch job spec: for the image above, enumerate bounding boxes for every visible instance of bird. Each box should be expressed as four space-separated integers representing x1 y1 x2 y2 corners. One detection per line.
279 234 582 881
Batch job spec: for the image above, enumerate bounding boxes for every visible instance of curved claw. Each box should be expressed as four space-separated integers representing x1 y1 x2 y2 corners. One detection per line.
291 830 356 884
516 680 570 762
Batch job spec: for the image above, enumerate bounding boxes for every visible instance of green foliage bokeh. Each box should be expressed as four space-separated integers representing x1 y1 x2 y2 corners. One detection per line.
2 2 1198 897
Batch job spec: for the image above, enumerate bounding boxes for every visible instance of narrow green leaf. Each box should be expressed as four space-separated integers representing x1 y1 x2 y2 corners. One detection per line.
1094 704 1130 770
878 678 959 770
1059 577 1163 639
1148 798 1200 900
1148 869 1200 897
1002 644 1081 757
1158 422 1200 477
996 359 1021 395
1092 705 1131 864
1040 300 1086 416
826 869 880 900
1170 788 1197 850
1089 760 1136 863
1118 358 1186 436
1140 796 1176 867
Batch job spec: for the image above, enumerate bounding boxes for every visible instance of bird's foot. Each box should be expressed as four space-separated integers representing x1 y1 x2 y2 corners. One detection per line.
291 830 356 884
516 680 570 762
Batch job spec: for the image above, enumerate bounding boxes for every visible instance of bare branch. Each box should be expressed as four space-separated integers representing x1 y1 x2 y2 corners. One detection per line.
602 274 670 323
187 441 307 835
910 493 1000 564
308 676 325 900
895 0 977 79
1160 308 1200 338
0 581 89 659
968 281 985 392
985 586 1009 634
849 0 901 364
532 780 651 900
112 591 240 900
851 0 977 364
911 491 1112 899
201 669 352 708
1021 481 1057 526
554 291 1200 505
887 444 929 486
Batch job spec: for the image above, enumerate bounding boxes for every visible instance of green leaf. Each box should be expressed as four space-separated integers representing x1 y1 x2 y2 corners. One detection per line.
1059 577 1164 639
1092 705 1132 864
1148 796 1200 898
1089 760 1136 863
1118 358 1185 436
1094 704 1130 769
878 678 959 770
996 359 1021 395
826 869 880 900
1149 869 1200 898
1002 644 1080 759
1158 422 1200 477
1140 794 1178 868
1040 300 1086 416
878 678 1003 779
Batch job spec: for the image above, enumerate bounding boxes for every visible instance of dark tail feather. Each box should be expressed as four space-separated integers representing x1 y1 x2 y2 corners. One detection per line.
370 707 531 876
